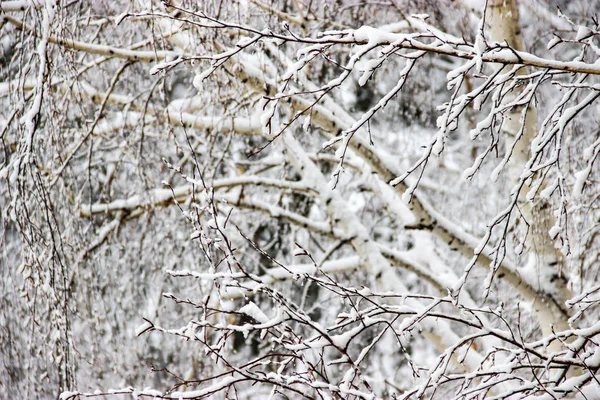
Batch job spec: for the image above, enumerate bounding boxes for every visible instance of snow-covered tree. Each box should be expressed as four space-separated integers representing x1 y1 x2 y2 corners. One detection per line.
2 0 600 398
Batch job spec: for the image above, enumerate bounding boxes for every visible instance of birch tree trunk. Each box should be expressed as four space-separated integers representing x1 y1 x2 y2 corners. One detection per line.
486 0 571 339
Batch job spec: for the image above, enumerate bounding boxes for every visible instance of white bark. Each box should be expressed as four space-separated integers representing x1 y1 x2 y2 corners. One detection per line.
485 0 571 339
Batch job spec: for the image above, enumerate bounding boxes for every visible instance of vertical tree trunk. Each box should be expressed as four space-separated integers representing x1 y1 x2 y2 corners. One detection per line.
485 0 571 342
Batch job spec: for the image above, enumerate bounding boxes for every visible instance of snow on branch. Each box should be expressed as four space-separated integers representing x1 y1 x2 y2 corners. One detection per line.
3 14 178 62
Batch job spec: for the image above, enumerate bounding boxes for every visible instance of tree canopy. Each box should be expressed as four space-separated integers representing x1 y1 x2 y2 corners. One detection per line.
2 0 600 399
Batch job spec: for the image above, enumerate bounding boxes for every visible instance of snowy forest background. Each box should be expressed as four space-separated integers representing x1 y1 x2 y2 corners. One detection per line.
2 0 600 398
